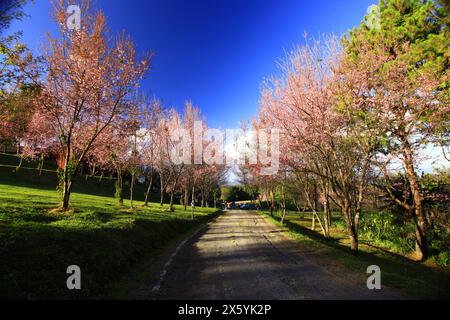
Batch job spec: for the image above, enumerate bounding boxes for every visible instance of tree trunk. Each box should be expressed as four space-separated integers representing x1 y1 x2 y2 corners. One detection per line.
130 172 135 209
61 179 73 210
342 199 358 254
321 179 331 239
258 194 263 209
191 184 196 209
61 144 73 211
115 169 124 206
38 154 45 176
144 174 153 206
269 188 275 217
184 185 189 211
402 140 428 260
310 208 327 237
280 185 287 224
350 231 358 253
61 169 73 211
168 167 183 212
323 196 331 238
16 154 24 172
159 172 165 207
169 190 175 211
303 187 321 233
200 189 205 208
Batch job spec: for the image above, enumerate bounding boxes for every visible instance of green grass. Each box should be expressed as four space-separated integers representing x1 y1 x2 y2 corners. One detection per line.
0 153 161 201
0 164 221 299
260 210 450 299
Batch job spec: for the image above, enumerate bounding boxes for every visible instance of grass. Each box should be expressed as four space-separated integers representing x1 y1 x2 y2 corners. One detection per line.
260 210 450 299
0 163 221 299
1 153 448 299
0 153 158 201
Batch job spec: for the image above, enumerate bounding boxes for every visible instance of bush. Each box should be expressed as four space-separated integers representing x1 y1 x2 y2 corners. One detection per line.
435 251 450 267
360 211 415 254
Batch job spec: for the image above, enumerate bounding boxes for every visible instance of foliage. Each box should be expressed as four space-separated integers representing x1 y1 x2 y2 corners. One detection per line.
220 185 252 202
435 251 450 267
242 0 450 259
360 211 416 254
259 210 450 299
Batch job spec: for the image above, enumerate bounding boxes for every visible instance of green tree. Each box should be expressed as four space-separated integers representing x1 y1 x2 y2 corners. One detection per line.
343 0 449 260
0 0 37 92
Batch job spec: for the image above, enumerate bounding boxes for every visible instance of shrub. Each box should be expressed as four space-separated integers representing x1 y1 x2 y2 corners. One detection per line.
360 211 415 254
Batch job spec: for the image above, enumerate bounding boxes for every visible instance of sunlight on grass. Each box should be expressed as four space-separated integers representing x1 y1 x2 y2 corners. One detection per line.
0 179 220 299
260 210 450 300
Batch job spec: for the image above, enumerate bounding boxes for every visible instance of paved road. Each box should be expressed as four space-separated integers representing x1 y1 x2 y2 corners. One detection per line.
156 210 402 300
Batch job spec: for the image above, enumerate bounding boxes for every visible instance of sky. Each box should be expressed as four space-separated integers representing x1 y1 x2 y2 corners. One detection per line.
9 0 376 129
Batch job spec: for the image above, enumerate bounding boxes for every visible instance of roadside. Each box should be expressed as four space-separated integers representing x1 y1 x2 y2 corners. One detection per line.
258 210 450 299
104 210 222 299
0 167 223 299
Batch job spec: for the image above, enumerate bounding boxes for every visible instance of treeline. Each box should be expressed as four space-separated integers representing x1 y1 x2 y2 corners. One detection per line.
239 0 449 261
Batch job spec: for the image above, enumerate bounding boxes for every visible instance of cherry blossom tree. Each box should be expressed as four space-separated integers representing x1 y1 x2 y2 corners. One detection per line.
31 0 151 210
153 108 186 211
22 108 56 175
139 99 162 206
254 36 380 252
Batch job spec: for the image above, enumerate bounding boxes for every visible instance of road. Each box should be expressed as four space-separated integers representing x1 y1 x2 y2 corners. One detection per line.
155 210 401 300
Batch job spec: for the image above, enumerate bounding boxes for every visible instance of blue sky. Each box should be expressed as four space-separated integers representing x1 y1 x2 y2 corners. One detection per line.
9 0 376 129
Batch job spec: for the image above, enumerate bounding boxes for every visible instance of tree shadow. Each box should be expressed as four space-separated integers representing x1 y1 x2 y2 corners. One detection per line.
269 214 450 299
0 207 222 300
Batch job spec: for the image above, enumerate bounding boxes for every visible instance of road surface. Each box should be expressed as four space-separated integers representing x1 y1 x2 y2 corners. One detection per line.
155 210 401 300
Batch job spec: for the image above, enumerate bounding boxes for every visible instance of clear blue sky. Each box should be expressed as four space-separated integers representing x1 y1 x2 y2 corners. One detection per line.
10 0 375 129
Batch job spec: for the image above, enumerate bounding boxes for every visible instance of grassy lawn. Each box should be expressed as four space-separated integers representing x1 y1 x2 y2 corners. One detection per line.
0 163 221 299
260 210 450 300
0 153 155 200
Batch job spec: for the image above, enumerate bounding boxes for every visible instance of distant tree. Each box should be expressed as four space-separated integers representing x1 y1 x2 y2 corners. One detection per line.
139 99 162 206
0 84 39 153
